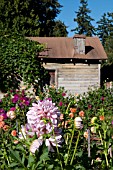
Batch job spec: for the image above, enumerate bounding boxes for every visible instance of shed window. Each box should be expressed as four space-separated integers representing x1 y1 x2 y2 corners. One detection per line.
45 70 55 86
49 70 55 85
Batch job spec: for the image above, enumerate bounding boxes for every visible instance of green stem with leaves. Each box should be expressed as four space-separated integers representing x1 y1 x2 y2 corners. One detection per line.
65 101 72 115
70 130 80 165
104 130 109 167
52 125 63 170
99 129 109 167
65 123 75 165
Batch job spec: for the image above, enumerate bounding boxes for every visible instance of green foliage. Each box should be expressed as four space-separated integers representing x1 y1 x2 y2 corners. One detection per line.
76 87 113 118
52 20 68 37
0 0 67 37
0 87 113 169
96 12 113 46
72 0 95 36
104 37 113 66
35 0 63 37
0 33 47 92
38 86 75 113
96 12 113 73
0 89 35 123
0 0 40 36
0 90 36 170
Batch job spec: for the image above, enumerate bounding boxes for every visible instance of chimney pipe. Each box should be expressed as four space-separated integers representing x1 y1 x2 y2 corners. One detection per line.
73 34 86 54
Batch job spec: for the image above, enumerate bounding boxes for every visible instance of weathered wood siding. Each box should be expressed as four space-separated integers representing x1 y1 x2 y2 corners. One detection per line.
43 63 100 95
0 63 100 98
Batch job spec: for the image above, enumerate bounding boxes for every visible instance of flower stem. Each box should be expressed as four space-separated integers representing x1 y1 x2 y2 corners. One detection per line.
99 130 109 167
52 126 63 170
104 130 109 167
98 130 103 145
104 151 109 167
65 101 72 114
70 130 80 165
65 124 75 165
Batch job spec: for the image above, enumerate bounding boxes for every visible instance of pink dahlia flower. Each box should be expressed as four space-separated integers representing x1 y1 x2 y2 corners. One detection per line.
26 99 62 152
26 99 60 137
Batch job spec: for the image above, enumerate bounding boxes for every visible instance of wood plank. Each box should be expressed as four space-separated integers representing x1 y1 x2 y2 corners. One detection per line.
43 63 99 69
58 83 99 88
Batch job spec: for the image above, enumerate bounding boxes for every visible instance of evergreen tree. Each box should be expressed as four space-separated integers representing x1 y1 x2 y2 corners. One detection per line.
96 13 113 46
107 12 113 37
36 0 62 36
52 20 68 37
0 0 67 37
72 0 95 36
104 36 113 66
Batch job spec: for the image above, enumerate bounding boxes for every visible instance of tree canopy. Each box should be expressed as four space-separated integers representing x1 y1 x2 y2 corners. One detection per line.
72 0 95 36
96 12 113 46
96 12 113 66
0 0 40 36
0 32 48 92
52 20 68 37
0 0 68 37
103 36 113 66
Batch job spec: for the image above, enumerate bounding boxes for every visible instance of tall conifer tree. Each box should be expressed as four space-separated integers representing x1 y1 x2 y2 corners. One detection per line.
96 13 113 46
96 13 113 66
72 0 95 36
52 20 68 37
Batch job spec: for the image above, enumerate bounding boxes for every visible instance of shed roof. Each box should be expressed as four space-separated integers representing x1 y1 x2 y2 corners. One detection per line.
27 36 107 60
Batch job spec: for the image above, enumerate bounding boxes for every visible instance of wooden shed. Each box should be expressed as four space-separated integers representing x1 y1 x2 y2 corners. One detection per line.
28 35 107 95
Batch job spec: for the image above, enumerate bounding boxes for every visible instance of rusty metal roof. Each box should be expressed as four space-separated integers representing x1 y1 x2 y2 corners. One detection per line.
27 36 107 60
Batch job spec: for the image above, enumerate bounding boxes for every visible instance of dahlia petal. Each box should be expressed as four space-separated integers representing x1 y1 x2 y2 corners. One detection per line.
30 139 43 154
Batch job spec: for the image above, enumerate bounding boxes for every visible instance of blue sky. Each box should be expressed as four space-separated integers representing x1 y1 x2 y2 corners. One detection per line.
56 0 113 37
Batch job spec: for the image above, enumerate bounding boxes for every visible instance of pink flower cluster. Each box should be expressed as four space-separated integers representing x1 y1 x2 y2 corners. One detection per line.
26 99 62 153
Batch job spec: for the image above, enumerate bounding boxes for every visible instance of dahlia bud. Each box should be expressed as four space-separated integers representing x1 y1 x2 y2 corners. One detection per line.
91 126 96 133
74 117 83 129
7 111 16 119
11 130 17 136
84 131 88 139
91 117 97 124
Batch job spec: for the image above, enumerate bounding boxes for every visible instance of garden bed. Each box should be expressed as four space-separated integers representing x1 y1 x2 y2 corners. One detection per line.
0 86 113 169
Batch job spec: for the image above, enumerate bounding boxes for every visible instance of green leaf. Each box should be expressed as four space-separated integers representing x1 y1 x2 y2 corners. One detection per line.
76 151 83 157
9 149 26 169
48 164 54 169
75 165 86 170
40 152 49 161
8 162 19 168
21 154 25 165
27 154 35 167
14 168 25 170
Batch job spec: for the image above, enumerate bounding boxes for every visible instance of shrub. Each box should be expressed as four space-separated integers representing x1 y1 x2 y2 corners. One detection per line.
76 87 113 118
